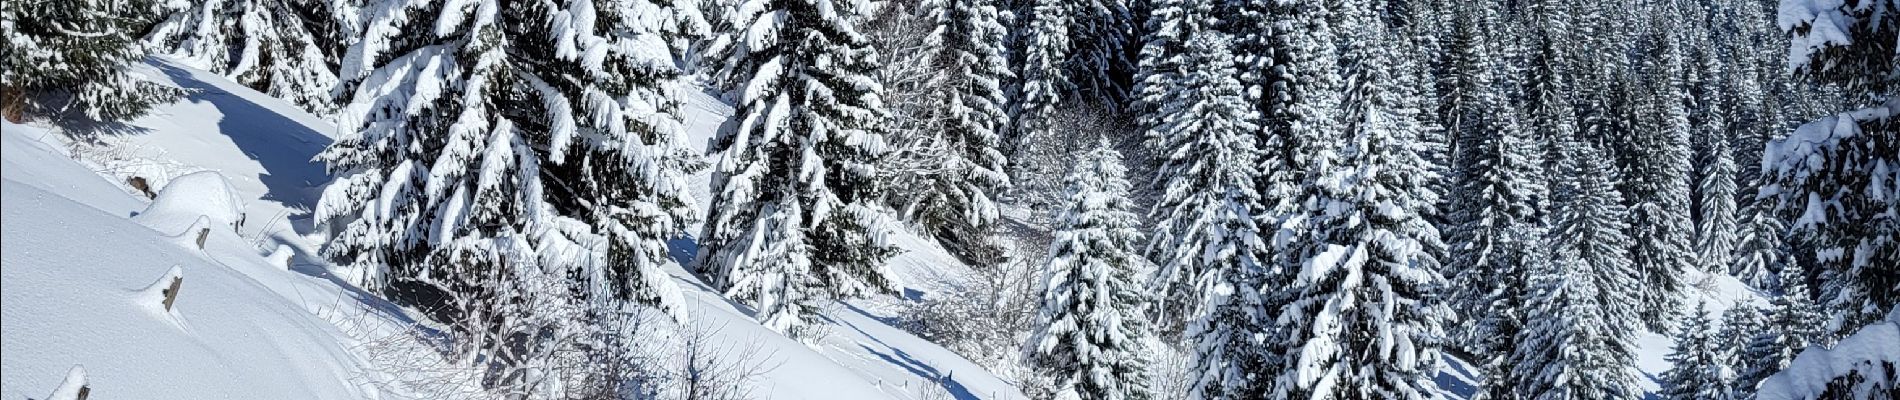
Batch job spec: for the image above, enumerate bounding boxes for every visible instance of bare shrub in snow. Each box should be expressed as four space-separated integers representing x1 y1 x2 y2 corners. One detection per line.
657 321 776 400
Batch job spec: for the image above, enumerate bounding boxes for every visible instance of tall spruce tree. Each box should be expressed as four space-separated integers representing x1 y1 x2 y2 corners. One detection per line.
1731 200 1786 289
698 0 902 337
1623 26 1696 332
1028 138 1154 400
1694 131 1741 274
145 0 344 113
317 0 702 311
1143 27 1263 322
1717 301 1770 377
1659 303 1737 400
1513 133 1645 400
1144 31 1275 400
901 0 1013 261
1441 5 1548 399
1 0 179 125
1272 6 1448 397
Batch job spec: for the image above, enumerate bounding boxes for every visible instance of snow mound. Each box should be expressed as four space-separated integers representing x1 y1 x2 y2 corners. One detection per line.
1756 309 1900 400
133 170 245 235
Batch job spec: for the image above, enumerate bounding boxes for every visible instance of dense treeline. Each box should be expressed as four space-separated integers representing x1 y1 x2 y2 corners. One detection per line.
1 0 1892 398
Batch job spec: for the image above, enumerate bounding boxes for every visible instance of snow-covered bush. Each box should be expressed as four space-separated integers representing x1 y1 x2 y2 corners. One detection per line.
1753 309 1900 400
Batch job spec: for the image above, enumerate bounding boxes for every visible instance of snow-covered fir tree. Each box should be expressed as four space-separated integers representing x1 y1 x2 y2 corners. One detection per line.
145 0 343 113
1766 0 1899 333
1271 7 1448 397
698 0 901 337
1512 129 1645 400
0 0 178 125
1511 252 1643 400
1622 25 1696 333
1735 262 1827 396
1027 138 1153 400
1717 301 1769 379
897 0 1013 261
1730 200 1786 290
1659 303 1737 400
1142 27 1262 322
1693 110 1741 276
316 0 701 312
1141 31 1275 400
1008 0 1070 187
1438 5 1549 399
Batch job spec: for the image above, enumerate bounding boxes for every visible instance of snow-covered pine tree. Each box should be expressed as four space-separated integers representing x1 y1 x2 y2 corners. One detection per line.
1440 4 1548 399
1511 253 1644 400
1690 49 1742 277
1735 262 1827 396
1730 200 1786 290
1767 0 1899 333
1623 25 1696 333
145 0 343 113
1028 138 1153 400
1272 6 1448 397
1513 127 1645 400
1008 0 1070 193
1063 0 1134 107
316 0 700 312
1140 31 1274 400
1142 23 1263 323
899 0 1013 262
0 0 179 125
698 0 901 337
1716 301 1769 376
1659 303 1737 400
1694 130 1741 274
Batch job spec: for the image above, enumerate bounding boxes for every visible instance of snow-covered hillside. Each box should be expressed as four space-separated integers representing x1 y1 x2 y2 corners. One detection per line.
1 59 1024 399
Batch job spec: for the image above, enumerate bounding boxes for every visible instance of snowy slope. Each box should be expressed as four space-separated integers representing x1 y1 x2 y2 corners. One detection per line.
2 58 1026 399
0 121 392 399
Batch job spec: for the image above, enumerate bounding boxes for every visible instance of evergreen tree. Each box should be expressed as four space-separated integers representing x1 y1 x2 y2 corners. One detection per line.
698 0 901 337
1730 200 1786 290
1514 133 1645 400
1145 32 1274 400
145 0 343 113
1512 255 1643 400
1010 0 1070 172
1143 29 1263 322
1028 139 1154 400
1694 131 1741 274
1440 5 1548 399
1735 262 1827 396
1659 303 1736 400
901 0 1013 261
1273 7 1447 397
1767 0 1899 332
0 0 179 125
317 0 703 314
1623 26 1696 332
1716 301 1769 376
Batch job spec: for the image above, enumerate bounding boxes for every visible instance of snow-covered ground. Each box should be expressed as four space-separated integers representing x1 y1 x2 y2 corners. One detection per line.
1 58 1024 399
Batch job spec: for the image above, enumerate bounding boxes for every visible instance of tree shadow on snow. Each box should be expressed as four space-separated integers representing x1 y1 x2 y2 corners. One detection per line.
826 306 980 400
152 62 332 212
